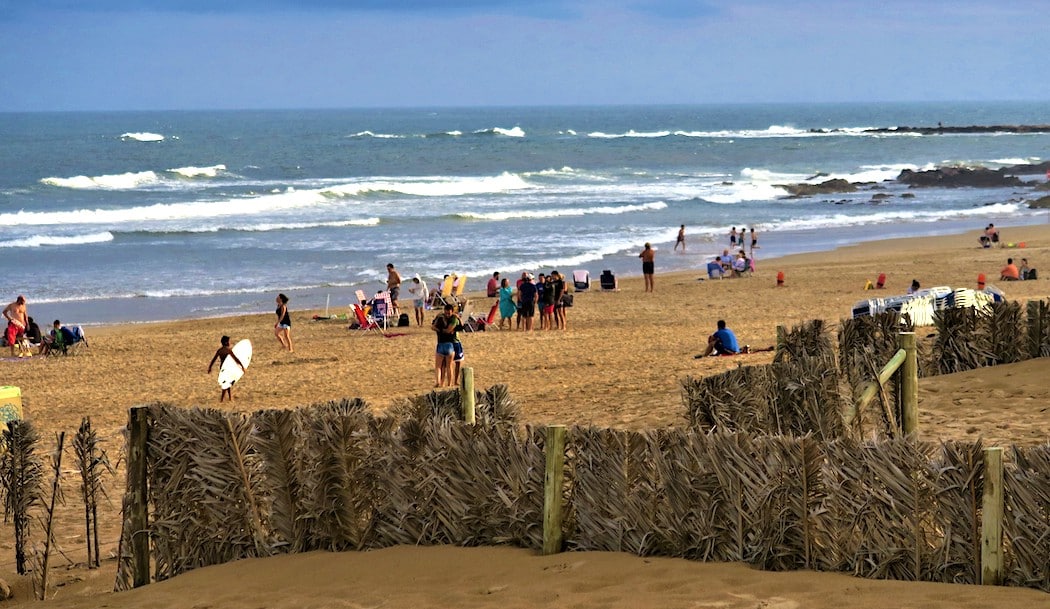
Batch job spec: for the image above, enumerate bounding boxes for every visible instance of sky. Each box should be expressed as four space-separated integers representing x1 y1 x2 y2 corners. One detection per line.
1 0 1048 112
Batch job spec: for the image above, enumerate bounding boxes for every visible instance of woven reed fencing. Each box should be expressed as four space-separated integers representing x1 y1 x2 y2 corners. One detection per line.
115 395 1050 594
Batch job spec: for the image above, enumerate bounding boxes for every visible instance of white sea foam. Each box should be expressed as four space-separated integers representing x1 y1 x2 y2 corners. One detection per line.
169 164 226 178
774 202 1023 232
121 132 165 142
0 232 114 248
41 171 163 190
587 130 671 139
151 218 382 233
349 131 404 139
473 126 525 137
322 172 531 198
1 187 332 227
457 201 667 221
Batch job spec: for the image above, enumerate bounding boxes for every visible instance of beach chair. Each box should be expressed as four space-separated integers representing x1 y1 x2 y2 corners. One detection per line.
355 289 369 308
452 274 467 302
46 325 88 356
464 301 498 332
431 275 456 308
572 270 591 291
599 270 618 291
371 293 393 329
350 304 381 333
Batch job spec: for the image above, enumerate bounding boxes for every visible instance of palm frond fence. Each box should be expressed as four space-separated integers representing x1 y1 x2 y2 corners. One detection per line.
116 382 1050 594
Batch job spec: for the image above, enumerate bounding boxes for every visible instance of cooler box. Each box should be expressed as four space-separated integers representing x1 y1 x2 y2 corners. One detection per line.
0 386 23 424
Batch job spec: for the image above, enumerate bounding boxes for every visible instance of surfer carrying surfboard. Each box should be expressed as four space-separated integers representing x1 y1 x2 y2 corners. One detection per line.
208 335 245 402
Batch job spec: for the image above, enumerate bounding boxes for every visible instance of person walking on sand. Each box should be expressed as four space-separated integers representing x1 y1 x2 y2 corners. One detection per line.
639 243 655 292
386 263 403 317
675 225 686 251
207 335 245 402
409 275 429 327
3 295 28 358
274 293 293 352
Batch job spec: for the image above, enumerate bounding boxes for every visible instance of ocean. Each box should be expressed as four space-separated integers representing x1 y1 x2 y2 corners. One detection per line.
1 102 1047 325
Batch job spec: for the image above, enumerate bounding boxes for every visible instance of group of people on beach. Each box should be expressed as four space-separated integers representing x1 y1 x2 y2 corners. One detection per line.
3 295 83 358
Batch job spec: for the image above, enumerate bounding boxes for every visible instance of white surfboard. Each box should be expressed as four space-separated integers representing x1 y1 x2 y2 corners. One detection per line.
217 339 252 390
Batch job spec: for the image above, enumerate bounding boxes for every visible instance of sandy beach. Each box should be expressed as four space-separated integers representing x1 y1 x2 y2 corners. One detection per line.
3 224 1050 607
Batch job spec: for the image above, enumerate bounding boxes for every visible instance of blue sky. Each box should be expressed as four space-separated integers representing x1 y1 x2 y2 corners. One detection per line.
1 0 1047 111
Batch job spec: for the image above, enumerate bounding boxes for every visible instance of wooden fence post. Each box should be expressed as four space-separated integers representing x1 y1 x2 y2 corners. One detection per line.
981 446 1004 586
460 367 475 424
128 406 150 588
899 332 918 437
542 425 566 555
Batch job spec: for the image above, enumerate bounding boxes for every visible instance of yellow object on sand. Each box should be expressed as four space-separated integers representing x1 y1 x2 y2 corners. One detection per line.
0 386 23 424
864 280 874 290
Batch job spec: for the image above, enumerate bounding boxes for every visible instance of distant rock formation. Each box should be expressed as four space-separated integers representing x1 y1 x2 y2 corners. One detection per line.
896 167 1024 188
779 178 856 196
1029 195 1050 209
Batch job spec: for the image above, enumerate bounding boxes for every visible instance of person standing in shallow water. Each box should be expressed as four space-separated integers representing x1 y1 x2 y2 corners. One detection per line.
675 225 686 251
274 293 293 352
639 243 655 292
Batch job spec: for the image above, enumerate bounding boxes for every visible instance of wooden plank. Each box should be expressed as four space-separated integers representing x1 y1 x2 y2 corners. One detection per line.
128 406 150 588
981 447 1004 585
899 332 919 437
542 425 566 555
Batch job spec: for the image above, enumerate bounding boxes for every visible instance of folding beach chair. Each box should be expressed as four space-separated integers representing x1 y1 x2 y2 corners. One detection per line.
355 289 369 308
452 274 467 302
45 324 89 356
350 304 382 334
572 270 591 291
431 275 456 308
371 292 393 329
599 270 618 291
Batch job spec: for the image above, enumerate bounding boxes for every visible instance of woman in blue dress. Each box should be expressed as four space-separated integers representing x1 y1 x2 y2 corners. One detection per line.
497 278 516 330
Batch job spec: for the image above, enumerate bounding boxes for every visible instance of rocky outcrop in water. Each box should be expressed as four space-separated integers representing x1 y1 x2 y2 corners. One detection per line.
896 167 1023 188
779 178 857 197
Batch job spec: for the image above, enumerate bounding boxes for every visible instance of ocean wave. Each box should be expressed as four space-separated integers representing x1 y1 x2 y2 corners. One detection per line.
774 202 1023 232
455 201 667 221
472 126 525 137
587 130 671 139
168 164 227 178
116 218 382 235
1 187 331 227
423 130 463 138
41 170 163 190
348 131 405 139
321 172 531 198
0 231 114 248
121 132 165 142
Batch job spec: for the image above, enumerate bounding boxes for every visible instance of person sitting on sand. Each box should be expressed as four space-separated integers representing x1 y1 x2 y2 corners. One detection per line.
207 335 245 402
706 257 724 279
907 279 921 294
1001 257 1020 281
1016 259 1033 283
696 319 740 357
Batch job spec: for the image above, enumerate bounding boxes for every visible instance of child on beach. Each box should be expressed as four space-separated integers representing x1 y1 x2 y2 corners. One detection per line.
207 335 245 402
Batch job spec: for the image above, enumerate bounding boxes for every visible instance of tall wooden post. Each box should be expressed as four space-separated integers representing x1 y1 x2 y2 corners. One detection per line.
899 332 919 437
460 367 476 424
128 407 150 587
981 447 1005 585
542 425 566 555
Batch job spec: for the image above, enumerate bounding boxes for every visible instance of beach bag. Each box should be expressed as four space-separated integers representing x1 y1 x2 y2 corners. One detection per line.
398 313 410 327
560 293 574 307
